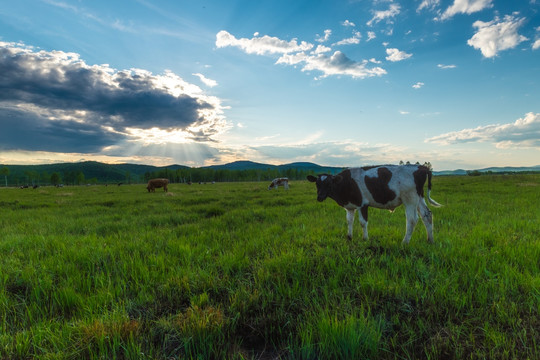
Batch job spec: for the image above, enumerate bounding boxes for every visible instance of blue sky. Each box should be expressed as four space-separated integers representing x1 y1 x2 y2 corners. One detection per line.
1 0 539 170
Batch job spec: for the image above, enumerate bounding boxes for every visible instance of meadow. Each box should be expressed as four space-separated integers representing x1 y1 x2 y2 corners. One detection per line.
0 174 538 359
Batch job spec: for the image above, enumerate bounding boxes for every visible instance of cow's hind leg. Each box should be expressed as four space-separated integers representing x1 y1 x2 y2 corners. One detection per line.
418 198 434 243
346 209 356 240
358 205 369 240
403 203 418 244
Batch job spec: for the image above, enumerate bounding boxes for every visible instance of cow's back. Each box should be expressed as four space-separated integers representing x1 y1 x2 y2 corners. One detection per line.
351 165 420 209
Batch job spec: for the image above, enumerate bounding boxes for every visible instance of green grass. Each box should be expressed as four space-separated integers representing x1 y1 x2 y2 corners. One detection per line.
1 175 539 359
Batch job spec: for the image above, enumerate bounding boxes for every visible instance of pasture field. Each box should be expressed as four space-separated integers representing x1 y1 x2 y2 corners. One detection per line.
0 174 539 359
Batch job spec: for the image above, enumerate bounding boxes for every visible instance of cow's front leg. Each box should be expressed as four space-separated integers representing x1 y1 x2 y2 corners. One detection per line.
346 208 356 240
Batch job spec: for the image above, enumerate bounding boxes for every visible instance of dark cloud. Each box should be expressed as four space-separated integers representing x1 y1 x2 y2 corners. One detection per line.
0 107 124 152
0 42 225 153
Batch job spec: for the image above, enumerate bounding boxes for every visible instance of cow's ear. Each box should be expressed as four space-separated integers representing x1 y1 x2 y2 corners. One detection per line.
307 175 317 183
333 175 343 184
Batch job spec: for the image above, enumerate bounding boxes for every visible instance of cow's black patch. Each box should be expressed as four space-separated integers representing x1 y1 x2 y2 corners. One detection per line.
360 205 368 222
413 166 429 197
364 167 396 204
307 170 363 207
326 169 362 207
330 170 362 206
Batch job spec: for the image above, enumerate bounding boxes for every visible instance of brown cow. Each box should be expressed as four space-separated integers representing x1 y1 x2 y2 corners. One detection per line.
147 178 169 192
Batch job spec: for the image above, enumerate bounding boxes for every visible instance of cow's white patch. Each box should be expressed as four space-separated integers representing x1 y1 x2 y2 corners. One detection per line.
320 175 327 182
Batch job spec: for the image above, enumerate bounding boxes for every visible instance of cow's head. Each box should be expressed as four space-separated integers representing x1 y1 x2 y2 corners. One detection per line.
307 174 342 202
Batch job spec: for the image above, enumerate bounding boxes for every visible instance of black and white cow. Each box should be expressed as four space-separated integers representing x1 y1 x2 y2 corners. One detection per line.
268 177 289 190
307 165 441 244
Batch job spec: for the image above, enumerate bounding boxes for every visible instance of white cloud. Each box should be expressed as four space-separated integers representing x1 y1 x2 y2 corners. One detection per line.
385 48 412 62
247 140 409 168
437 64 457 69
426 112 540 149
467 15 528 58
216 30 313 55
313 44 332 54
277 51 387 79
316 29 332 43
192 73 218 87
333 31 361 46
367 31 377 41
440 0 493 20
342 20 356 27
417 0 440 13
367 4 401 26
255 133 281 142
217 30 386 80
533 26 540 50
412 82 425 89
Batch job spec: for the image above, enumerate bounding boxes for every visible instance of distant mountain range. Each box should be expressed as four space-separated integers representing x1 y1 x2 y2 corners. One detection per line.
201 160 342 173
1 160 538 184
0 160 344 184
198 161 540 176
203 162 540 175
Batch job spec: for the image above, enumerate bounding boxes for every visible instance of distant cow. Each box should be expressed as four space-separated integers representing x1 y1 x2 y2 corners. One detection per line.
147 178 169 192
268 177 289 190
307 165 441 244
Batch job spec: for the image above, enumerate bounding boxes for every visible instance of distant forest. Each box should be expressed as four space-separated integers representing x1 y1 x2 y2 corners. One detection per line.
0 161 342 187
1 161 537 187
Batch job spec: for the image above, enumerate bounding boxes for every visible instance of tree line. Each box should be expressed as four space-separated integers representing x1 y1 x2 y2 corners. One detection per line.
0 165 325 187
466 169 540 176
0 167 100 187
143 167 320 184
3 162 538 187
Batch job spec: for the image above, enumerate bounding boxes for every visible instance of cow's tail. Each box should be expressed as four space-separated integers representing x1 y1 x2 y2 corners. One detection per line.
427 170 442 207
